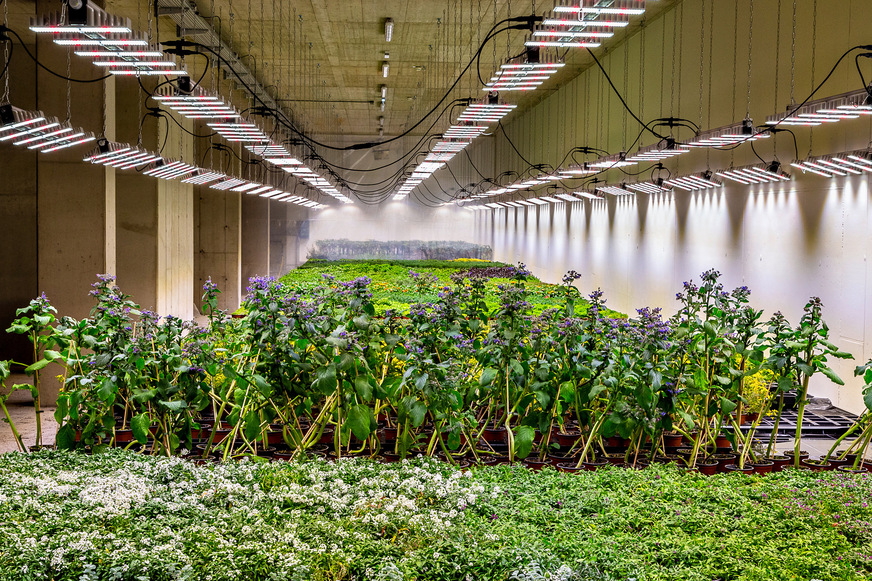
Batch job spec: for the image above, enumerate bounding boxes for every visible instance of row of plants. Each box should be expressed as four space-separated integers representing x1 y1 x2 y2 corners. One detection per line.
0 450 870 580
306 239 493 261
1 264 871 472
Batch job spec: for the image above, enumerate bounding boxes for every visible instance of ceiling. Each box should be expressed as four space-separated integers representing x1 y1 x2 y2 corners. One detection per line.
6 0 677 201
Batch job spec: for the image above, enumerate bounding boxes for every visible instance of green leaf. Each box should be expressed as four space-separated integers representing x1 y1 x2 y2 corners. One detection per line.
97 378 116 404
509 359 524 377
533 390 551 409
719 396 737 414
244 410 260 441
158 400 187 412
24 359 51 374
131 413 151 444
55 424 76 450
313 365 337 395
479 367 498 387
819 365 845 386
513 425 535 459
54 395 69 423
409 401 428 427
354 376 373 402
414 373 429 391
345 404 372 440
253 375 271 397
42 350 62 361
864 389 872 412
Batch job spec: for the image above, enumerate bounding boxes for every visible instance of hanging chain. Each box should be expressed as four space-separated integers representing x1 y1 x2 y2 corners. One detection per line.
745 0 754 119
773 0 781 156
675 2 684 125
705 0 714 168
808 0 817 156
2 0 10 104
730 0 739 166
638 24 644 131
147 0 154 43
669 6 677 118
65 48 72 123
789 0 797 106
659 13 665 119
492 0 497 71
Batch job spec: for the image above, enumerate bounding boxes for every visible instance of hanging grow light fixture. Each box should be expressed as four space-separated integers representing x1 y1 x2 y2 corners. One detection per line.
716 163 790 185
663 172 723 191
790 151 872 177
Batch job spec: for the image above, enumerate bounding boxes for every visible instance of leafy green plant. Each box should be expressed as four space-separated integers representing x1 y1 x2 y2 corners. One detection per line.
6 292 61 448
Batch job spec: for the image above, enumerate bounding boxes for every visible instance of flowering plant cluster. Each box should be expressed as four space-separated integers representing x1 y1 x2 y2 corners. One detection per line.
1 263 868 470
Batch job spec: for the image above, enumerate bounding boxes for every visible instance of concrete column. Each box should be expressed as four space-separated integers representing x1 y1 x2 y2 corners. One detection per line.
195 186 242 313
113 75 194 320
155 112 194 319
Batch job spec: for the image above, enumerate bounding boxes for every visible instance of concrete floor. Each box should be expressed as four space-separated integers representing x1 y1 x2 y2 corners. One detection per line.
0 376 57 453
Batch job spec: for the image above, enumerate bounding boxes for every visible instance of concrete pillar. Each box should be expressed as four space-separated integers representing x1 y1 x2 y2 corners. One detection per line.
115 77 158 311
195 186 242 313
113 75 194 320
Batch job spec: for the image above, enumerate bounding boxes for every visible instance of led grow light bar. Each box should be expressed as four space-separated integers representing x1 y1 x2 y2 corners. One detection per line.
765 89 872 127
663 173 723 191
715 164 790 185
142 160 198 180
0 107 94 154
210 178 247 191
559 164 597 176
625 142 691 162
683 123 770 148
553 0 646 16
82 142 161 169
790 151 872 177
626 182 671 194
182 171 225 185
589 153 636 169
575 190 603 200
30 6 133 35
598 185 634 196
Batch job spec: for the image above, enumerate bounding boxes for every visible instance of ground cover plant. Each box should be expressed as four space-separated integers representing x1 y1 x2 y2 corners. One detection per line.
0 450 870 581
